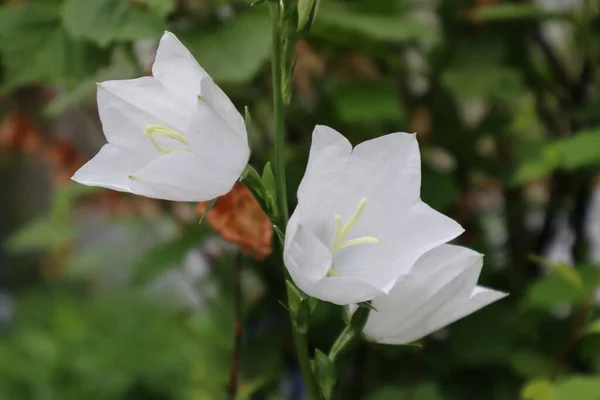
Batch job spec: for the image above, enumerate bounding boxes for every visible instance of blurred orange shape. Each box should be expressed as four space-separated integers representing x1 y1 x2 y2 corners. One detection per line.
0 111 42 155
197 181 272 260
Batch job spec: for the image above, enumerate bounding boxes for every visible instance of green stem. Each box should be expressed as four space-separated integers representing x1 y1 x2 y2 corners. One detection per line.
270 2 289 228
270 2 319 399
329 306 371 364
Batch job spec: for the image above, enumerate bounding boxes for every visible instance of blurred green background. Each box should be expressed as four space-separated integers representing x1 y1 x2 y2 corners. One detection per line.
2 0 600 399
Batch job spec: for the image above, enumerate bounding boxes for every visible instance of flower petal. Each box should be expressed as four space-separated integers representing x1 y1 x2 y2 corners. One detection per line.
284 210 332 284
152 31 209 101
129 151 241 202
295 125 354 238
188 97 250 174
363 245 479 341
351 132 421 212
72 144 154 193
450 286 508 322
198 78 247 142
337 200 464 292
362 245 506 345
307 276 383 305
98 77 195 149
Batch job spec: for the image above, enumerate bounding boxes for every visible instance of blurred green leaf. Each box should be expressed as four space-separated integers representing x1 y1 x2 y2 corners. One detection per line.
421 165 460 211
523 267 600 310
133 227 206 283
443 64 522 102
6 217 77 253
515 129 600 183
0 2 109 91
135 0 177 17
583 319 600 336
521 378 555 400
471 4 572 22
368 383 444 400
312 349 336 399
181 9 271 84
298 0 316 30
552 376 600 400
62 0 165 47
511 350 551 378
313 2 438 44
334 81 404 123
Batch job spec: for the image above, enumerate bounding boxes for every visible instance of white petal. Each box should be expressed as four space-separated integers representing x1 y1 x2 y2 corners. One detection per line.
98 77 195 149
296 125 352 213
188 97 250 174
363 245 479 341
129 151 241 201
305 276 383 305
284 209 383 305
383 257 483 344
198 78 247 142
152 31 209 101
351 132 421 212
284 210 332 283
362 246 506 345
72 144 154 193
450 286 508 322
337 200 464 292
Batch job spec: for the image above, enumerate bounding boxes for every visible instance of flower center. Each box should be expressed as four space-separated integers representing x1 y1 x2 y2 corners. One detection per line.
327 197 378 277
144 125 190 153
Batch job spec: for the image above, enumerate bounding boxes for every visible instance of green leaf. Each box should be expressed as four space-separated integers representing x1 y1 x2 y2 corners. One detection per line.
312 349 336 400
552 376 600 400
44 51 137 117
471 4 571 22
6 217 77 253
530 256 585 290
514 129 600 183
62 0 165 47
0 3 109 91
285 281 309 334
273 225 285 245
521 378 555 400
522 267 600 310
313 2 439 45
262 162 277 202
556 129 600 170
510 350 551 378
132 227 206 283
368 383 444 400
198 198 218 225
180 9 271 84
583 319 600 336
334 81 404 124
442 63 523 102
135 0 177 17
297 0 316 30
549 264 584 290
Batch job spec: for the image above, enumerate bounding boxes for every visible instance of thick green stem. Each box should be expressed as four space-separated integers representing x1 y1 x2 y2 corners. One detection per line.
270 2 319 399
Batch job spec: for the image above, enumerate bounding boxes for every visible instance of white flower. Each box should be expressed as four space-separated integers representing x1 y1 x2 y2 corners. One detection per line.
356 244 507 345
72 32 250 201
283 126 464 305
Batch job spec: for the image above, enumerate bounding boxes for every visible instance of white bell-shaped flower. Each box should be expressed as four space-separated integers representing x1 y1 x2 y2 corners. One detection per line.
72 32 250 201
283 126 464 305
357 244 507 344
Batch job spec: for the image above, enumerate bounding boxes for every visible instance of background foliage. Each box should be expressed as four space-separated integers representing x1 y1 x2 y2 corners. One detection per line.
1 0 600 399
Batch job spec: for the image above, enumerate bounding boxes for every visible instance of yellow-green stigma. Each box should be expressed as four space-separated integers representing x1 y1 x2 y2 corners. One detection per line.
144 124 190 153
327 197 379 277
